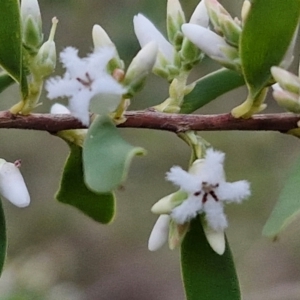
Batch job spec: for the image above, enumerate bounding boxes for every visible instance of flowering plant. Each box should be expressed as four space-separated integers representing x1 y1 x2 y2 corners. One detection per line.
0 0 299 299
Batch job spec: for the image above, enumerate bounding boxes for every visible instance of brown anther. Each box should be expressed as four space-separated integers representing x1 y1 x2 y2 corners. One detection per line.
200 182 220 203
194 191 201 196
76 72 93 89
14 159 22 168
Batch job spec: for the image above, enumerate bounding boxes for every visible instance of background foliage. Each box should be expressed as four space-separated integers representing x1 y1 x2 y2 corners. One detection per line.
1 0 300 299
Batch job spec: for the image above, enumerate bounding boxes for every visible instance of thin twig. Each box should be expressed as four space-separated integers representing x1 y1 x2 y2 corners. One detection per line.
0 110 298 133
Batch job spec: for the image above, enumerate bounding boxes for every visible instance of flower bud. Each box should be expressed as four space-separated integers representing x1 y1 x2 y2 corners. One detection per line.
148 215 170 251
123 42 158 96
272 85 300 113
21 0 43 52
133 14 177 79
190 0 209 27
167 0 186 47
0 159 30 207
33 17 57 78
271 66 300 94
92 25 124 71
182 23 239 70
204 0 231 34
218 14 241 47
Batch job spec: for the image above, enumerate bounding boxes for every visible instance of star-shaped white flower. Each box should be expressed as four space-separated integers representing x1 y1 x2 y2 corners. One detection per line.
46 46 125 126
148 148 251 254
167 149 250 231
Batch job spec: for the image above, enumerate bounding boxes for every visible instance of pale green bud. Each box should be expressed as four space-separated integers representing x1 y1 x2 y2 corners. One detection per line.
21 0 43 52
272 85 300 113
271 66 300 94
92 24 115 48
123 42 158 96
32 17 57 77
204 0 231 35
167 0 186 48
218 14 242 47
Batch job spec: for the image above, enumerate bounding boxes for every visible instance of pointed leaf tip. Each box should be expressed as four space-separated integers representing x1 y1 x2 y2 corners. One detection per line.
263 154 300 238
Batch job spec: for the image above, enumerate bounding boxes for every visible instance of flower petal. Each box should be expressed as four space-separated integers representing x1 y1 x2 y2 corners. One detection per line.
202 220 225 255
148 215 170 251
217 180 250 203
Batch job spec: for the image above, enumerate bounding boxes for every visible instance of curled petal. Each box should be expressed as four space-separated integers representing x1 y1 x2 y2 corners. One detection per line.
148 215 170 251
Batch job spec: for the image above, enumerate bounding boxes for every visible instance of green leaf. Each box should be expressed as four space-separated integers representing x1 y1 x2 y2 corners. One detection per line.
263 155 300 238
240 0 300 97
83 115 145 193
56 143 115 224
181 218 240 300
0 0 28 97
180 68 245 114
0 199 6 275
0 72 15 94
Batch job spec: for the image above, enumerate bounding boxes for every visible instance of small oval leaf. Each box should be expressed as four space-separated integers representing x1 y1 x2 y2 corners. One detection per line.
83 115 146 193
56 143 115 224
240 0 300 96
181 218 240 300
180 68 245 114
263 155 300 238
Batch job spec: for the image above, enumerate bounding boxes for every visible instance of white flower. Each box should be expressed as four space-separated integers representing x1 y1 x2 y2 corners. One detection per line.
133 14 176 66
46 47 125 126
0 159 30 208
148 148 250 254
167 149 250 230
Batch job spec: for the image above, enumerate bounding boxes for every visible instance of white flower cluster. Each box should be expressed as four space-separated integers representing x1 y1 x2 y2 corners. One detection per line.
149 149 251 254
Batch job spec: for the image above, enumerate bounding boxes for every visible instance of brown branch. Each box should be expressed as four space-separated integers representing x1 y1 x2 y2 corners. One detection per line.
0 110 299 133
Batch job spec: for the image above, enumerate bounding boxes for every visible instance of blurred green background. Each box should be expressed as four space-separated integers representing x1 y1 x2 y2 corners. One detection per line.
1 0 300 299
